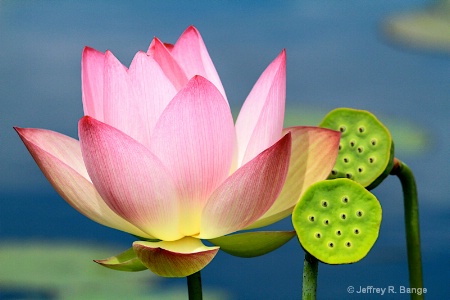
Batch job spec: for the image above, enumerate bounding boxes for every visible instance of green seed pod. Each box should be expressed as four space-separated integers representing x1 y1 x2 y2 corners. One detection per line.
292 178 382 264
319 108 395 190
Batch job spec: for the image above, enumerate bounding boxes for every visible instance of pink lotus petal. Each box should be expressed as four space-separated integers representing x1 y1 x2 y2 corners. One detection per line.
199 133 292 239
79 116 182 241
102 50 135 136
235 50 286 166
150 76 235 237
133 237 219 277
171 26 227 100
82 47 105 120
14 127 149 238
247 126 341 229
147 37 189 90
127 51 178 147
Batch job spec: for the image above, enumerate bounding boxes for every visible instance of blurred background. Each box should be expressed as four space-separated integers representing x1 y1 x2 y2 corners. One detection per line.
1 1 449 299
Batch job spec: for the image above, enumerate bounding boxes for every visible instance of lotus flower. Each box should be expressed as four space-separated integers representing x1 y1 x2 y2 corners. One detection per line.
15 26 340 277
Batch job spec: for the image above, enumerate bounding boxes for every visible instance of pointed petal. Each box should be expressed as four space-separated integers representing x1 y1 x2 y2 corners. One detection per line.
247 126 341 229
82 46 105 120
79 116 182 241
208 231 296 258
14 127 149 238
199 133 291 239
133 237 219 277
102 50 134 134
235 50 286 166
171 26 227 100
150 76 235 237
147 37 189 90
95 247 147 272
127 51 178 146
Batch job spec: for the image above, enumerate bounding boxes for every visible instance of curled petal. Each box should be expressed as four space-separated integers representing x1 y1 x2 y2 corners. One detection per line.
235 50 286 166
79 116 182 241
208 231 296 258
95 247 147 272
171 26 227 100
151 76 235 237
199 133 291 239
14 127 149 238
82 46 105 120
247 126 340 229
133 237 219 277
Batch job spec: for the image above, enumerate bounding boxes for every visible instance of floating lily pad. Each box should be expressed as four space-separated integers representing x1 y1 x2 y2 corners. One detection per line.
292 179 382 264
383 0 450 53
0 241 227 300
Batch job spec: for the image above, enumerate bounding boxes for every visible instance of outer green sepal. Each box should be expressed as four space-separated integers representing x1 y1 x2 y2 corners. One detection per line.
94 247 147 272
207 231 296 258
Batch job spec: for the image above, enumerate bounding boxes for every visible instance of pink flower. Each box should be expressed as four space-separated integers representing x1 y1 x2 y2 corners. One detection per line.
15 26 339 277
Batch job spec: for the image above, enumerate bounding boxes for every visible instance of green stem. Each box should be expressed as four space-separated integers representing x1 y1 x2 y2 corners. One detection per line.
187 271 203 300
302 251 318 300
390 158 424 299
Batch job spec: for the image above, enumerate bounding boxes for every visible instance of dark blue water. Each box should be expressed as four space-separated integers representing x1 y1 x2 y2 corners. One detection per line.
1 0 449 299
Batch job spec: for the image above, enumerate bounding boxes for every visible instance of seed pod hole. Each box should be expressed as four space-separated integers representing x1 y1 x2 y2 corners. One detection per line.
324 219 330 225
336 230 342 236
349 140 356 147
358 167 364 173
315 233 321 238
354 229 360 235
309 215 315 222
358 126 365 133
346 173 353 179
371 139 377 146
356 210 363 217
338 144 342 150
328 242 334 248
339 126 346 133
357 147 364 153
321 200 328 208
345 241 352 247
343 157 349 163
331 170 338 176
341 213 347 220
342 196 349 204
369 157 375 164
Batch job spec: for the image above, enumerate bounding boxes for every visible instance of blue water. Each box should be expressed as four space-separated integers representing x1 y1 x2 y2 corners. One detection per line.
1 1 449 299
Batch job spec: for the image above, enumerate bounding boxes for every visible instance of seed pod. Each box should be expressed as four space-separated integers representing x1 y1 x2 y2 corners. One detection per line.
292 178 382 264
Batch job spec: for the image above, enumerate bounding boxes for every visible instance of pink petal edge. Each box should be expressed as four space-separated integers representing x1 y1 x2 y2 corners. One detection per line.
199 132 292 239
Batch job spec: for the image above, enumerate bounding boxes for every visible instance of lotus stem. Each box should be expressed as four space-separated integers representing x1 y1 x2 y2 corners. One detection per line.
302 251 318 300
391 158 424 299
187 271 203 300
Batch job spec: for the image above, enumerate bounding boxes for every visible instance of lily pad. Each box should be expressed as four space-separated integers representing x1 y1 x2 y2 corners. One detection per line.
383 0 450 53
0 241 227 300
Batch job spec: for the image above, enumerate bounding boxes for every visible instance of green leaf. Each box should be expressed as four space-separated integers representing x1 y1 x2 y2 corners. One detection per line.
208 231 296 258
94 247 147 272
